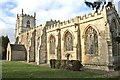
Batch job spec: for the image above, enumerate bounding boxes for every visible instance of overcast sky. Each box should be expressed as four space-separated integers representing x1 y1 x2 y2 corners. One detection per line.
0 0 120 43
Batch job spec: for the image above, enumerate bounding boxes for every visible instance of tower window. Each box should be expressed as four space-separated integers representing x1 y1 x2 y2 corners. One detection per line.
27 20 30 28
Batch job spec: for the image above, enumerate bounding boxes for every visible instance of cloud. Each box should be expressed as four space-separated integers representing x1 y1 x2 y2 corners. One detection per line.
114 0 120 11
0 20 15 43
0 0 87 44
0 0 119 43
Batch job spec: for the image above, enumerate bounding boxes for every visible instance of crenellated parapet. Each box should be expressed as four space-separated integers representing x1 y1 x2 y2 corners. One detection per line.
46 11 103 31
46 18 77 31
80 12 102 20
17 14 35 19
44 7 117 32
36 24 43 28
17 9 36 19
61 19 75 25
46 19 60 30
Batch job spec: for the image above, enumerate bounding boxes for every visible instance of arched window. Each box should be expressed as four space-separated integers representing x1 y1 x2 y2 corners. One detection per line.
85 27 98 54
27 20 30 28
49 35 55 54
64 31 73 51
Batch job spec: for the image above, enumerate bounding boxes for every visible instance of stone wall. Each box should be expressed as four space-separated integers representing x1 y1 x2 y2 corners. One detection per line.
6 43 12 61
19 29 36 62
15 7 120 71
35 26 43 64
11 51 26 61
46 7 120 70
80 13 109 66
39 27 47 63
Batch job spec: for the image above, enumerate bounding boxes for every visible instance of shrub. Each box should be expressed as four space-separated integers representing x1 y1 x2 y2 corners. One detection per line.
71 60 83 71
60 60 67 69
55 60 61 69
65 60 73 70
50 59 83 71
50 59 56 68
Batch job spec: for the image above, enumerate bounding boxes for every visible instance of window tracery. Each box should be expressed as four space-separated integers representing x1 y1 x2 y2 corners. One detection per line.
85 27 98 54
64 31 73 51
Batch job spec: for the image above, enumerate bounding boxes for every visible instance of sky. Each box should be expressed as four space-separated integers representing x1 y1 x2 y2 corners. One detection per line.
0 0 120 43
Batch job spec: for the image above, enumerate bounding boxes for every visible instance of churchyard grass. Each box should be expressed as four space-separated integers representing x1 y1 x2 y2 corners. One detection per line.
2 61 119 78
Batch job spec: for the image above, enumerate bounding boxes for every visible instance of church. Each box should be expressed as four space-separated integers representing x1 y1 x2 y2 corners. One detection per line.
6 3 120 71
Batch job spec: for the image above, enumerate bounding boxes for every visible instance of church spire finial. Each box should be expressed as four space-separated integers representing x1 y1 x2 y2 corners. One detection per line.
22 9 24 14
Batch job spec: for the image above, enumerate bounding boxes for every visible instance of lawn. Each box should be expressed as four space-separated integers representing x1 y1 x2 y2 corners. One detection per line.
1 61 119 78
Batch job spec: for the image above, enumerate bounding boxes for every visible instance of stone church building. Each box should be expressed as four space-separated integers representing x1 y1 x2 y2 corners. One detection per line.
13 5 120 71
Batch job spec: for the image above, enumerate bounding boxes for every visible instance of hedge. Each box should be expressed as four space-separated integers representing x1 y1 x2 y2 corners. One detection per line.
71 60 83 71
50 59 83 71
50 59 56 68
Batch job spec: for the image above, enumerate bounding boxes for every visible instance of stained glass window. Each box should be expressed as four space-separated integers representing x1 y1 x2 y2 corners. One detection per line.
64 31 73 51
85 27 98 54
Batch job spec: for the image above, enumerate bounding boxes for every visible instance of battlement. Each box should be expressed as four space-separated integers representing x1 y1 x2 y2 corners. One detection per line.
80 12 102 20
46 7 119 31
46 11 103 31
17 14 35 18
46 6 118 31
46 17 79 30
17 9 36 19
36 24 43 29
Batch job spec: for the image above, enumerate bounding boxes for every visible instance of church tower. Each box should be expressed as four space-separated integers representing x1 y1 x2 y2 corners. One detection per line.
15 9 36 44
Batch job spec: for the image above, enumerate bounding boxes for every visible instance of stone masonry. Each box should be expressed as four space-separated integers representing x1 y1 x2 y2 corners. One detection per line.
14 5 120 71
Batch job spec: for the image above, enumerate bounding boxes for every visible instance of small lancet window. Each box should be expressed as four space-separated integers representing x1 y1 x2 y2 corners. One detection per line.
49 35 55 54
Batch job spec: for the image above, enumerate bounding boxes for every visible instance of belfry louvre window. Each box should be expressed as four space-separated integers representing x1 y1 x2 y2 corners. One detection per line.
27 20 30 28
64 31 73 51
85 27 98 54
49 35 55 54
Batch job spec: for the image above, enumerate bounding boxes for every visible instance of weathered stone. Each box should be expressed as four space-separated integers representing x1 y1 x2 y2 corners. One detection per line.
12 6 120 71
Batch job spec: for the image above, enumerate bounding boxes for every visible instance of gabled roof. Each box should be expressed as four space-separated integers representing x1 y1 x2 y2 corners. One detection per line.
10 44 26 51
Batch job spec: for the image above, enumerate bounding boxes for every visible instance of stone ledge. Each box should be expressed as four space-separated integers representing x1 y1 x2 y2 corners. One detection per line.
84 64 114 71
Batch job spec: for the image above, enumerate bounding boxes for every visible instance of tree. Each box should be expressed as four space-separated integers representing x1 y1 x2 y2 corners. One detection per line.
0 36 10 60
